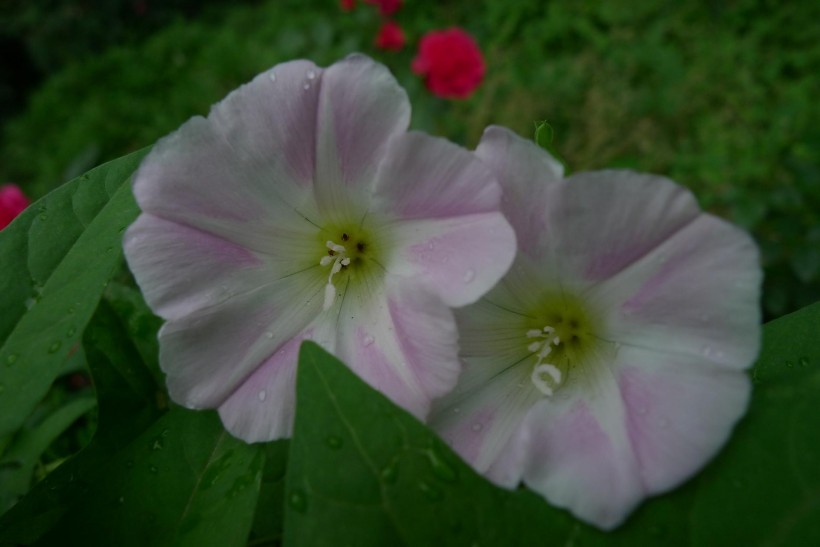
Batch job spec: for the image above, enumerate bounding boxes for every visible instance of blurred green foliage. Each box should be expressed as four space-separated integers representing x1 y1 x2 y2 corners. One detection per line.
1 0 818 318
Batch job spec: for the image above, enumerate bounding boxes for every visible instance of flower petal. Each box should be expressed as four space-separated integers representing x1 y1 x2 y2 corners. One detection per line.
615 346 751 493
124 214 269 320
313 54 411 223
588 213 762 369
518 392 644 530
475 126 563 258
133 60 323 253
158 270 326 410
334 277 461 419
372 132 516 307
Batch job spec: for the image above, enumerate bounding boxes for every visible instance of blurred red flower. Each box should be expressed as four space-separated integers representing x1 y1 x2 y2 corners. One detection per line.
411 28 485 99
340 0 356 11
375 21 405 51
365 0 402 17
0 184 30 230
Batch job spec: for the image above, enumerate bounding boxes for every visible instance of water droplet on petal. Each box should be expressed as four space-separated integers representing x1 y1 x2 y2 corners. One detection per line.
326 435 343 449
363 335 375 347
471 423 482 432
258 390 267 402
303 83 310 90
288 490 307 512
307 69 316 79
264 331 274 339
637 406 648 415
268 72 276 82
463 269 475 283
452 407 460 414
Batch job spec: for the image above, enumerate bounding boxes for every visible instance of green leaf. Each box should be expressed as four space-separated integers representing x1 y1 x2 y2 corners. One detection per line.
0 148 148 438
534 119 554 150
248 441 289 547
285 299 820 546
0 296 164 542
0 395 96 514
34 408 265 547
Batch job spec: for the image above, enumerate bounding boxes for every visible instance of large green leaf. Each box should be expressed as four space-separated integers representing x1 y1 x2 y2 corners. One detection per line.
0 148 148 438
284 302 820 546
34 407 265 547
0 298 164 543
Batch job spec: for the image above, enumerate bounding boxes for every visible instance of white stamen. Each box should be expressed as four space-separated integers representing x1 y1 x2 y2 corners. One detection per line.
530 369 553 396
526 329 544 338
538 344 552 358
527 341 542 353
553 336 561 346
531 363 562 396
320 239 352 310
323 283 337 310
543 326 555 333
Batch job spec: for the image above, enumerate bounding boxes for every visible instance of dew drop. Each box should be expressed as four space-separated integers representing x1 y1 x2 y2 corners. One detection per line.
427 241 435 250
637 406 648 415
307 69 316 80
418 481 443 501
39 213 48 222
118 496 125 504
264 331 274 339
785 360 794 368
363 335 375 347
471 423 482 432
452 407 460 414
149 465 158 474
326 435 343 449
68 306 76 314
48 341 62 354
799 356 809 367
427 446 458 483
6 353 18 366
288 490 307 513
258 390 267 402
381 461 399 484
66 326 77 337
463 269 475 283
152 438 164 451
303 83 310 90
268 71 277 82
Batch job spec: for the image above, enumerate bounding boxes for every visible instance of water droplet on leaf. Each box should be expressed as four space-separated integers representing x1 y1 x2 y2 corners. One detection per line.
288 490 307 512
326 435 343 449
381 461 399 484
799 356 809 367
6 353 18 366
48 341 62 354
418 481 443 501
427 446 458 483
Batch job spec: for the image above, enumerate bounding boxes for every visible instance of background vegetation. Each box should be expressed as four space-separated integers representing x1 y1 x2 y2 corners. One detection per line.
2 0 818 318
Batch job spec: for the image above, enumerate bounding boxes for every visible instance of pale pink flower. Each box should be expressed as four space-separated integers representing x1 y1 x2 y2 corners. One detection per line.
430 126 761 529
124 56 516 442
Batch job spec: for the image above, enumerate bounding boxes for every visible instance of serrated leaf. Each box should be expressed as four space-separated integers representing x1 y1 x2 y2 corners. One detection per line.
285 301 820 547
0 148 148 438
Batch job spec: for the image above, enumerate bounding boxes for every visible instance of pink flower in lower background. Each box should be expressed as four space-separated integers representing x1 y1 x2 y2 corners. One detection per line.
412 28 485 99
430 126 762 529
375 20 405 51
124 55 516 443
365 0 402 17
0 184 30 230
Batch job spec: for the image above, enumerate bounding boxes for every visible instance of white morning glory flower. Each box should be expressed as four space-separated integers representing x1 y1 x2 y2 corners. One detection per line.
123 55 516 442
430 126 762 529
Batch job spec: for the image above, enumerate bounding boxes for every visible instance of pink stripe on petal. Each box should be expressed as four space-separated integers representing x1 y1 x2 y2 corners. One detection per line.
218 330 314 442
